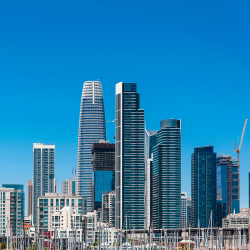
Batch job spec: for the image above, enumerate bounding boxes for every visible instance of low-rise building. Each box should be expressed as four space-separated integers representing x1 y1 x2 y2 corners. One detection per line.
50 207 84 242
37 193 87 234
222 210 250 228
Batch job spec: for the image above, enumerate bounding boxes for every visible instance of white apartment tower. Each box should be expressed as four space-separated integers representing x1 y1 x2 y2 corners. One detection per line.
33 143 55 228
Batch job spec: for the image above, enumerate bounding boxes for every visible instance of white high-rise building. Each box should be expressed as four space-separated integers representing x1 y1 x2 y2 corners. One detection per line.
181 192 187 228
77 81 106 212
33 143 55 228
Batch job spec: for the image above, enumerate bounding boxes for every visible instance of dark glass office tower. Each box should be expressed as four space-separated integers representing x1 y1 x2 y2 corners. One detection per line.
191 146 216 228
115 82 145 230
77 81 106 212
152 119 181 229
91 141 115 210
2 184 25 220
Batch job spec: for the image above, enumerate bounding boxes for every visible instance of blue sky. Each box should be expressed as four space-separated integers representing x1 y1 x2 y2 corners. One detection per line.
0 0 250 213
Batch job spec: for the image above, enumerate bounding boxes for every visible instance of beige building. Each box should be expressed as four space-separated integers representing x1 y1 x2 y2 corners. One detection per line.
27 180 33 217
222 210 250 228
37 193 87 234
0 187 22 237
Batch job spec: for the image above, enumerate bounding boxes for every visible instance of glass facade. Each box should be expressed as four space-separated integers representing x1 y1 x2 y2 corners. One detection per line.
33 143 55 228
152 119 181 229
191 146 216 228
77 81 106 212
216 155 240 227
93 171 115 210
115 82 145 230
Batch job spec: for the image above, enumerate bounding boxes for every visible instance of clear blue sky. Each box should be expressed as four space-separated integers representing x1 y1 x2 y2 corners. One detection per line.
0 0 250 214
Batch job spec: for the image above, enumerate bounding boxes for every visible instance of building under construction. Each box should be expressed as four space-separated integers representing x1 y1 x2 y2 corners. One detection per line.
91 140 115 211
216 154 239 227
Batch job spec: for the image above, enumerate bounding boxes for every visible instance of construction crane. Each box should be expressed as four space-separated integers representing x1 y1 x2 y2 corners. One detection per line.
234 118 248 163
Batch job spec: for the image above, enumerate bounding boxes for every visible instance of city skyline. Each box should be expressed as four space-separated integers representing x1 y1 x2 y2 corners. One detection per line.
0 0 250 213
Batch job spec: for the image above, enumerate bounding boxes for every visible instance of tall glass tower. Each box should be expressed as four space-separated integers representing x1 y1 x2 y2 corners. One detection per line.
152 119 181 229
115 82 145 230
191 146 216 228
77 81 106 212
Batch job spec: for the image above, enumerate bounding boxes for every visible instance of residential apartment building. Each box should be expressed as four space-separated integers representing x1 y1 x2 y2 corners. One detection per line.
222 210 250 228
102 190 115 227
61 179 76 195
37 193 87 234
33 143 55 227
181 192 187 228
0 187 23 237
2 184 25 221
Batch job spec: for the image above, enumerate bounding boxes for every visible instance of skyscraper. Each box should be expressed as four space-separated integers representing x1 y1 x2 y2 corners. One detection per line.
91 140 115 210
216 155 240 227
33 143 55 227
152 119 181 229
115 82 145 230
27 180 33 217
191 146 216 228
77 81 106 212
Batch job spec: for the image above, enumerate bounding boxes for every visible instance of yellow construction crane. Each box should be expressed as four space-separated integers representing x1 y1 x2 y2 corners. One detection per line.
234 118 248 163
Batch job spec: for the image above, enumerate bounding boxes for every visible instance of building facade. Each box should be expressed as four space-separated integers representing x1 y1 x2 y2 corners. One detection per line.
187 197 192 228
77 81 106 212
33 143 55 228
102 190 115 227
61 179 75 195
27 180 33 217
216 155 240 227
152 119 181 229
115 82 145 230
2 184 25 221
181 192 187 228
191 146 217 228
37 193 87 234
0 187 22 237
92 141 115 210
145 129 157 229
222 210 250 228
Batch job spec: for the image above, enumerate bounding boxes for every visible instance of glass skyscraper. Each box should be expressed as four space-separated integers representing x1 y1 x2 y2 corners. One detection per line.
33 143 55 228
115 82 145 230
152 119 181 229
191 146 216 228
77 81 106 212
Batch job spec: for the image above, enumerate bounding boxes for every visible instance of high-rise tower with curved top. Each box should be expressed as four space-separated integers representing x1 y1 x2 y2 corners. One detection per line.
77 81 106 212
